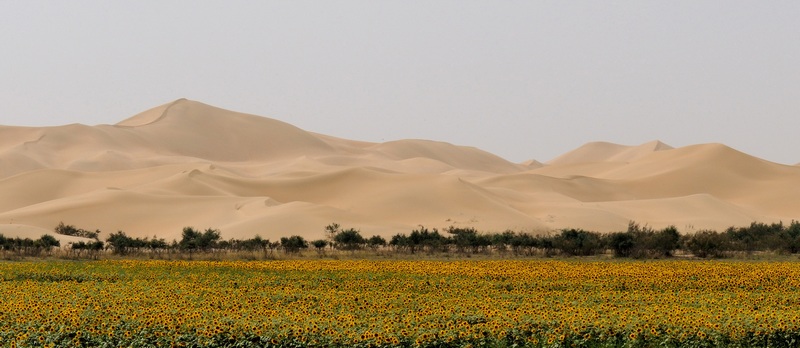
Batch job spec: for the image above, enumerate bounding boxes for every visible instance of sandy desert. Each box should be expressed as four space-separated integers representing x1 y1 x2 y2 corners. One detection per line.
1 99 798 242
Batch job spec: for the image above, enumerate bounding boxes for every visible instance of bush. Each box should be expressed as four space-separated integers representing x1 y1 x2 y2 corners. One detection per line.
333 228 366 250
55 222 100 240
367 235 386 250
783 220 800 253
409 226 448 253
311 239 328 253
280 235 308 253
37 234 61 250
447 227 481 253
0 234 61 257
650 226 681 257
509 233 539 256
179 227 221 254
611 223 681 258
683 230 727 258
389 234 410 252
554 229 603 256
607 232 635 258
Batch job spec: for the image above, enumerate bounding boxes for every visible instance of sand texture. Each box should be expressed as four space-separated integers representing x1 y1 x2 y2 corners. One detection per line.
2 99 798 241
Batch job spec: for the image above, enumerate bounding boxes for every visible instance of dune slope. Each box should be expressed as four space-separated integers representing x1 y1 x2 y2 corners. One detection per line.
1 99 798 241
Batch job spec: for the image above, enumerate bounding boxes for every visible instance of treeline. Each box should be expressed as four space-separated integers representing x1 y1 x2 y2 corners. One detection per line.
3 220 800 260
104 227 280 259
0 234 61 258
383 221 800 258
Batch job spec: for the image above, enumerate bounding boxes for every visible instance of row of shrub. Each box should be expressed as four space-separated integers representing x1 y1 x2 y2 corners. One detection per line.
0 234 61 257
4 220 800 259
385 221 800 258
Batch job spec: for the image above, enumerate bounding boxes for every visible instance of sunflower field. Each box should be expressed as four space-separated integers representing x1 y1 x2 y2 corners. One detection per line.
0 260 799 347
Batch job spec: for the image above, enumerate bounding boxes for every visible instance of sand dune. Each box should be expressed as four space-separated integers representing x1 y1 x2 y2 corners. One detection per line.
2 99 799 242
547 140 673 166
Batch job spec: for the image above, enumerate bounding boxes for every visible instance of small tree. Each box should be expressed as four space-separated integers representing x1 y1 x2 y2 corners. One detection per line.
554 229 603 256
783 220 800 253
409 226 447 253
492 230 516 254
509 233 539 256
198 228 221 251
367 235 386 250
651 226 681 257
447 226 479 253
333 228 366 251
311 240 328 255
148 237 169 257
55 222 100 240
389 234 410 253
107 231 134 255
607 232 635 258
280 235 308 254
684 230 727 258
325 223 340 244
36 235 60 255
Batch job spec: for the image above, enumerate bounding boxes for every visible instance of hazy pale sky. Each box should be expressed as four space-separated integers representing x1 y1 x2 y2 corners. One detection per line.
1 1 798 164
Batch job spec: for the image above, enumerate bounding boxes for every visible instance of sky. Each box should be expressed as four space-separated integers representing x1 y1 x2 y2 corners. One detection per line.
1 1 799 164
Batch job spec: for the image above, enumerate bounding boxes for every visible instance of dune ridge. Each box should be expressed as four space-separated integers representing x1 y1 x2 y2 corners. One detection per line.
1 99 798 241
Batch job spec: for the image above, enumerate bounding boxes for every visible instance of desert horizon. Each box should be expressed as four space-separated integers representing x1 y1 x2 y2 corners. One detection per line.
2 98 799 243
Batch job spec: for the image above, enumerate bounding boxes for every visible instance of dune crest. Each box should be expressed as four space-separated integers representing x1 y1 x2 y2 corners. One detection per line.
1 100 798 240
547 140 673 166
115 98 186 127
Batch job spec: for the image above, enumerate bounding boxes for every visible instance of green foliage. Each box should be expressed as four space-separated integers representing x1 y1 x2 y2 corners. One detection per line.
447 226 490 253
54 221 100 240
333 228 366 250
610 223 682 258
179 227 221 253
785 220 800 253
70 240 105 259
683 230 727 258
366 235 386 249
608 232 635 257
0 234 61 257
37 234 60 249
280 235 308 253
651 225 681 257
554 229 604 256
107 230 170 256
41 219 800 260
408 226 448 253
311 239 328 251
389 233 409 251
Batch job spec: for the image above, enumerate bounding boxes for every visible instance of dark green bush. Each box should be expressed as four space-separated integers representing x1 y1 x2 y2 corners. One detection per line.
683 230 727 258
280 235 308 253
554 229 604 256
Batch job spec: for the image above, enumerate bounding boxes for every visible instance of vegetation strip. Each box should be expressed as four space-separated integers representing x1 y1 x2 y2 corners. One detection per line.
3 221 800 260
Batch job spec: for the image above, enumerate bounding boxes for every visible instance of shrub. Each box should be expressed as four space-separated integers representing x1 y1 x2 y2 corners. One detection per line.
509 233 539 256
409 226 448 253
367 235 386 250
55 222 100 240
280 235 308 253
311 239 328 253
554 229 603 256
389 234 410 252
333 228 366 250
650 226 681 257
783 220 800 254
607 232 635 258
683 230 727 258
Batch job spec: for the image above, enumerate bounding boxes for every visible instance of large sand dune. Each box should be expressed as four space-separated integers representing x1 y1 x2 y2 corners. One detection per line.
1 99 798 241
